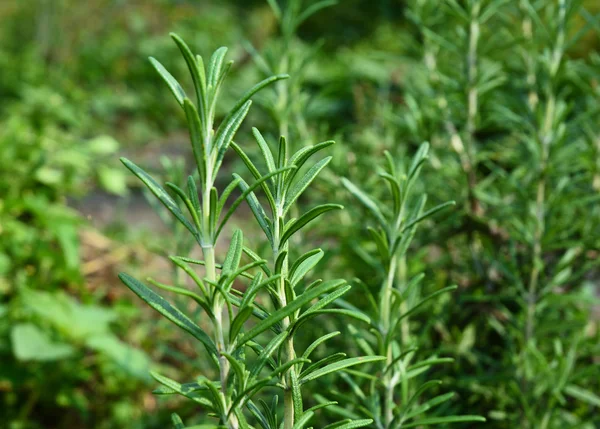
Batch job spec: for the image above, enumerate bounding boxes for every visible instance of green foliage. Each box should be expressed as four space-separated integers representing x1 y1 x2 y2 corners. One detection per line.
2 0 600 428
119 32 385 428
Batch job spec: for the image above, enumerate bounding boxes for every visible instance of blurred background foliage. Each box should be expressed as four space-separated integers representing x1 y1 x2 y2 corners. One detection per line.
0 0 599 428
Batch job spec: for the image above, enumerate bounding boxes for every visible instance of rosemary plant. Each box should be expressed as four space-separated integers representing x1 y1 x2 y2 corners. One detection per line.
246 0 335 144
337 143 485 428
118 33 383 428
398 0 600 426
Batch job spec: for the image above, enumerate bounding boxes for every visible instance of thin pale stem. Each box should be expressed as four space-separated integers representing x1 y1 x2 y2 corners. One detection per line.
203 152 238 429
381 255 398 429
273 205 298 429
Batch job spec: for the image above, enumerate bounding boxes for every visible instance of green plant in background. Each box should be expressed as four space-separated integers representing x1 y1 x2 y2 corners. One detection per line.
335 144 484 428
396 0 600 426
246 0 337 145
0 86 149 428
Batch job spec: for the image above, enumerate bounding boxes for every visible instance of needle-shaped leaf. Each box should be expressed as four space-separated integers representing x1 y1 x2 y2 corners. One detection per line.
165 182 201 230
289 249 324 288
252 127 277 178
378 171 401 215
295 0 338 28
233 175 273 244
249 331 289 378
230 305 254 342
299 285 351 320
187 176 201 217
207 47 228 90
300 356 385 384
171 413 185 429
217 176 242 218
213 101 252 175
401 201 456 232
121 158 198 239
404 392 455 420
279 204 343 246
283 157 332 214
231 142 276 211
300 331 341 370
217 168 293 240
291 411 314 429
183 98 206 183
341 178 388 230
237 279 346 347
300 353 346 379
401 415 486 428
170 33 207 115
223 229 243 276
388 286 458 344
408 141 429 180
147 278 214 321
151 372 214 407
119 274 217 356
287 140 335 183
149 57 186 106
322 419 374 429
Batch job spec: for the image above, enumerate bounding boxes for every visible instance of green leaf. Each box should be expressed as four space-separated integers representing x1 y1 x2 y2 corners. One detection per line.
149 57 186 106
207 47 228 90
322 419 373 429
213 100 252 175
119 273 217 356
252 127 277 178
289 249 324 288
401 415 485 428
341 178 388 229
188 176 201 216
171 413 185 429
388 286 457 343
231 141 276 211
291 411 314 429
295 0 338 28
401 201 455 232
234 175 273 244
300 331 341 370
300 356 385 384
238 279 346 347
227 74 288 124
223 229 244 276
249 331 289 378
121 158 198 239
165 182 201 230
283 157 332 214
287 140 335 182
378 172 401 215
217 168 293 240
408 142 429 180
266 0 282 20
183 99 206 183
404 392 455 420
170 33 206 115
280 204 343 246
230 305 254 342
299 285 352 320
564 384 600 408
11 324 75 361
148 278 214 321
217 176 242 218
